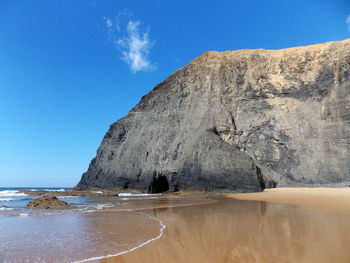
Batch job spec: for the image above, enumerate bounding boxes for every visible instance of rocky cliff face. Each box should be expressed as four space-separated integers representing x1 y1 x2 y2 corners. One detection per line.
77 39 350 192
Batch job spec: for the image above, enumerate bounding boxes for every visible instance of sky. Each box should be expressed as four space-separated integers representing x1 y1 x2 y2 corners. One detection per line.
1 0 350 187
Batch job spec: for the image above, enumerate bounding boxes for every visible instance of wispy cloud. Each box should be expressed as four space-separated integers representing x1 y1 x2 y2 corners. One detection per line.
347 14 350 32
103 12 156 73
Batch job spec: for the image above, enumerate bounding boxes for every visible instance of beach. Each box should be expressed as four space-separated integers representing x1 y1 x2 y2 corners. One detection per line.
2 189 350 262
0 191 214 262
229 188 350 214
101 189 350 263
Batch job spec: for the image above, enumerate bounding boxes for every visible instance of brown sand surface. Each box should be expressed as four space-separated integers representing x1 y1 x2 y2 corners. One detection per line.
229 188 350 214
100 193 350 263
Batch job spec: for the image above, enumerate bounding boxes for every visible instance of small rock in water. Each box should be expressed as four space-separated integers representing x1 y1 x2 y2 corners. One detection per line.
26 196 75 209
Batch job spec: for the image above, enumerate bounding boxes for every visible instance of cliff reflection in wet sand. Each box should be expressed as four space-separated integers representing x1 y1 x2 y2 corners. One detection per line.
104 197 350 263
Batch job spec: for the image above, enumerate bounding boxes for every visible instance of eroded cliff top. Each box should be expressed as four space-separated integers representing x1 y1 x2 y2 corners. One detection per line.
193 38 350 64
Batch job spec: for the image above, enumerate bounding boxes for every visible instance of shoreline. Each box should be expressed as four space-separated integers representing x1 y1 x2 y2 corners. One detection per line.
4 188 350 262
1 194 213 263
71 211 167 263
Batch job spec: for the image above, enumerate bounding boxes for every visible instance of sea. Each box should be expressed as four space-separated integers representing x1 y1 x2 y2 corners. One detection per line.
0 187 69 212
0 187 113 215
0 187 210 263
0 187 160 262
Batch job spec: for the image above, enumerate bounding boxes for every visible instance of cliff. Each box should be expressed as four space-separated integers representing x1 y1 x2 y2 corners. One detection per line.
77 38 350 193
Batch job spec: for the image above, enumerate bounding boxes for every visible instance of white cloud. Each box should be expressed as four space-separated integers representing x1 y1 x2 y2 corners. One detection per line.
104 17 113 28
347 14 350 31
103 16 120 41
117 21 156 73
104 14 156 73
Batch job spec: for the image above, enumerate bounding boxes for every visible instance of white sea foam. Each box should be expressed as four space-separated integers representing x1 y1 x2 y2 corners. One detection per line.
26 188 66 192
71 212 166 263
0 190 28 197
58 196 77 199
95 204 116 210
17 213 29 217
118 193 161 197
43 188 65 192
0 198 14 202
0 206 13 211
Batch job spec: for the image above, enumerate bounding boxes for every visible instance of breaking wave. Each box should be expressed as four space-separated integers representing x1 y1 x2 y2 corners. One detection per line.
0 190 28 197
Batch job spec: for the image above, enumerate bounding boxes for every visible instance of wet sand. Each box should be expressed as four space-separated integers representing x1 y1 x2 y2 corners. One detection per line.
0 195 214 263
101 191 350 263
0 210 162 263
3 190 350 262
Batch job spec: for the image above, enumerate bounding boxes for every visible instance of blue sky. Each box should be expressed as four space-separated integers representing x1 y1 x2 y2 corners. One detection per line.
1 0 350 187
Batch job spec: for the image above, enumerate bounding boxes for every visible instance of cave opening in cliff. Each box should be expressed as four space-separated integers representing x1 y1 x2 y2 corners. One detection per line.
149 174 170 193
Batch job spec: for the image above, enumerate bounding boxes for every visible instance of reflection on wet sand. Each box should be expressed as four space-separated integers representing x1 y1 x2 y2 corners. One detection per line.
0 210 161 263
103 197 350 263
0 195 214 263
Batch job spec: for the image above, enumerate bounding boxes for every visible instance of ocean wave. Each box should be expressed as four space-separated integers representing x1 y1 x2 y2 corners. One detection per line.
118 193 161 197
43 188 66 192
0 190 28 197
0 198 14 202
28 188 66 192
0 206 14 211
0 197 32 202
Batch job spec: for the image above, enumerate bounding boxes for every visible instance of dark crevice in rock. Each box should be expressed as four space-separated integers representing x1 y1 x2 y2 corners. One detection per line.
209 126 220 136
267 180 277 188
254 164 278 190
108 151 115 161
256 165 266 191
173 181 180 192
173 143 181 160
118 128 127 141
230 113 237 133
208 126 233 139
136 171 141 183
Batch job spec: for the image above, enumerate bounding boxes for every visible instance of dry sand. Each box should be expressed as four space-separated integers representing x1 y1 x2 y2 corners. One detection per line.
229 187 350 214
100 189 350 263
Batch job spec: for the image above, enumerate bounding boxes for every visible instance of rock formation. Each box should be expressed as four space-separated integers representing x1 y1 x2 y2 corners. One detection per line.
26 196 74 209
77 39 350 193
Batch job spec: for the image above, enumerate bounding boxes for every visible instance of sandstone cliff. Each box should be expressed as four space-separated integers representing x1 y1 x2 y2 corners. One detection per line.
77 39 350 193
